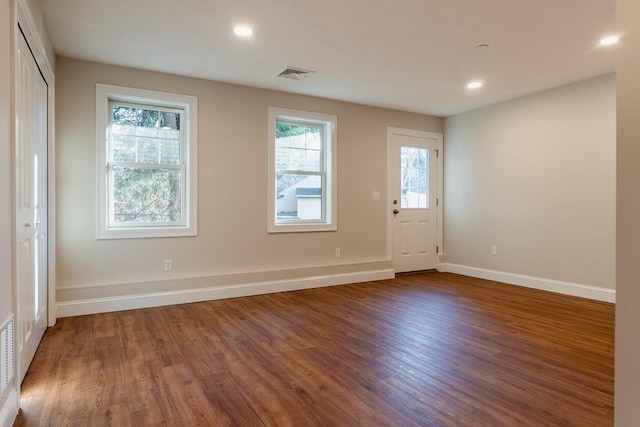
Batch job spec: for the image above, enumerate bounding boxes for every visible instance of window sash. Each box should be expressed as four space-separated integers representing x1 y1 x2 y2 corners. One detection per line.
108 101 184 165
275 119 325 175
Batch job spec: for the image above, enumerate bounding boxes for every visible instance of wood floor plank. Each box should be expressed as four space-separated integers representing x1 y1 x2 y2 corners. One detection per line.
14 272 614 426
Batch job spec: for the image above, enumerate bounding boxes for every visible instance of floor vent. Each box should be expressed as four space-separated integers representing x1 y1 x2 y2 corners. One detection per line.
277 66 315 81
0 316 14 396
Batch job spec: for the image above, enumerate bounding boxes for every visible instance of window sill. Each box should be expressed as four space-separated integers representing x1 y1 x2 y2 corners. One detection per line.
97 226 197 240
268 223 337 233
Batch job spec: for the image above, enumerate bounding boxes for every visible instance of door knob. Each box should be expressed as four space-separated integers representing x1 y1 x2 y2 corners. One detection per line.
393 209 399 215
24 222 32 228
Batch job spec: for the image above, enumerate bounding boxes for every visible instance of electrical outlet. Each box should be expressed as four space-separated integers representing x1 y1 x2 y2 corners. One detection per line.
164 259 173 271
335 248 341 258
372 191 380 200
491 245 497 256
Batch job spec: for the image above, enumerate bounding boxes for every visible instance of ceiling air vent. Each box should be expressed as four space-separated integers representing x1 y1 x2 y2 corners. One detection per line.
277 66 315 81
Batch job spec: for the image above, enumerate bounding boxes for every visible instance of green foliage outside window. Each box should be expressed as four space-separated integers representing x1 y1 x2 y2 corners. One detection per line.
275 123 304 138
113 167 181 223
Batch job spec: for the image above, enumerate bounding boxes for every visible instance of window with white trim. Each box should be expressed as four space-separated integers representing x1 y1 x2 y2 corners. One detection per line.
96 84 197 239
268 107 337 232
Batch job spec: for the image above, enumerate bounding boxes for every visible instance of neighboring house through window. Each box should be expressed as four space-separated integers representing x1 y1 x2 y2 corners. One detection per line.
96 84 198 239
268 107 337 232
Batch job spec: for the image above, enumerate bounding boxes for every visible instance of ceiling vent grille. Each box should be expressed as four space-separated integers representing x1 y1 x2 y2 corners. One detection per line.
277 66 315 81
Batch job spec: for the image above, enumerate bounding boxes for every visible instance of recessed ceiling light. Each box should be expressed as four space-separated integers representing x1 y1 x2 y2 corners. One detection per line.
233 25 253 37
599 35 619 46
467 81 483 89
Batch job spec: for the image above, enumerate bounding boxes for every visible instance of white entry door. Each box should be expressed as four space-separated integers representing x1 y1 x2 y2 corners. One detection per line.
16 30 48 383
388 128 441 272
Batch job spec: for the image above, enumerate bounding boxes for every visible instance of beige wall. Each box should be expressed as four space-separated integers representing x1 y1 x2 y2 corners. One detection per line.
55 57 442 300
615 0 640 424
443 75 616 289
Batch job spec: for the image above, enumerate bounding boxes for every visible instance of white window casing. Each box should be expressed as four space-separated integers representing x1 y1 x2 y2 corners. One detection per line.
96 83 198 239
268 107 337 233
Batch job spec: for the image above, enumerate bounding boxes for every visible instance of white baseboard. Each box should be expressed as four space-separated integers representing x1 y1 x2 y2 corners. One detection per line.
438 263 615 303
57 269 395 318
0 389 18 427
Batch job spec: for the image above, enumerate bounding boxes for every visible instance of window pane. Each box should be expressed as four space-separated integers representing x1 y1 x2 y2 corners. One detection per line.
112 105 158 129
112 135 136 162
137 137 159 163
159 112 181 131
276 173 322 220
111 123 136 136
275 123 322 172
135 121 159 137
160 138 181 164
112 167 182 224
400 146 429 208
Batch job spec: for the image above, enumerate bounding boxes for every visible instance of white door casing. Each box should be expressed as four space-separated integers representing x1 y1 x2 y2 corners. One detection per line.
15 30 48 383
387 128 443 273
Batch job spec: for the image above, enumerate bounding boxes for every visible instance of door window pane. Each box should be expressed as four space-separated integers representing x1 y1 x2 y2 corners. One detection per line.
400 146 429 208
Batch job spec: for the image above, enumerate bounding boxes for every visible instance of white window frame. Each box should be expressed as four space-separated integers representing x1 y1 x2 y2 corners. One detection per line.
268 107 337 233
96 83 198 239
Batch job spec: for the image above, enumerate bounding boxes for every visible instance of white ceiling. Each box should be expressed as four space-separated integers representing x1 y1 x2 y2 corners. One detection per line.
39 0 616 117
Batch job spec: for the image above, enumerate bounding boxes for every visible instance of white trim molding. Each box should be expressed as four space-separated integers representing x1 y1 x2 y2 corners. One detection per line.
0 388 18 427
438 263 615 303
57 268 395 318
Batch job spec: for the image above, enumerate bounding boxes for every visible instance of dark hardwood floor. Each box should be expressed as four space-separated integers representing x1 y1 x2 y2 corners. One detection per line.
14 272 614 426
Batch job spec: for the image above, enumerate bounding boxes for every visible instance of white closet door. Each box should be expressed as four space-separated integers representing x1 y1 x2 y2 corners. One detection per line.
16 29 48 383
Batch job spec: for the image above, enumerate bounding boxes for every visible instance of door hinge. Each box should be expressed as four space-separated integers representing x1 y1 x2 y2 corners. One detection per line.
436 245 439 254
436 197 439 206
435 149 439 158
